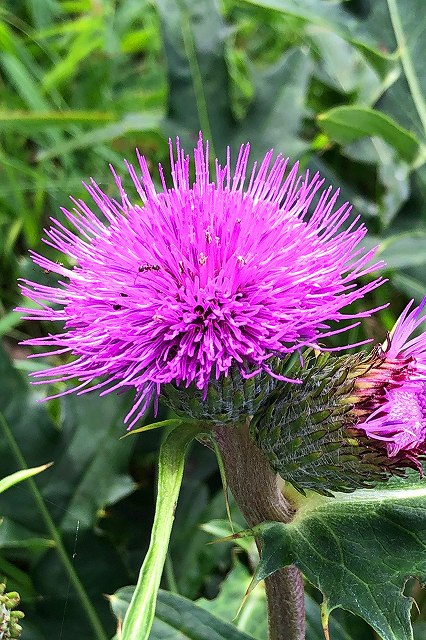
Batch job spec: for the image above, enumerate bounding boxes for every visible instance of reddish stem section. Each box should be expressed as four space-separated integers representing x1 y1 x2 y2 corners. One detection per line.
214 421 305 640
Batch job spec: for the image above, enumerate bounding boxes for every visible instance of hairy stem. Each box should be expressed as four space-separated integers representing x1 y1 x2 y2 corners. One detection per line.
214 421 305 640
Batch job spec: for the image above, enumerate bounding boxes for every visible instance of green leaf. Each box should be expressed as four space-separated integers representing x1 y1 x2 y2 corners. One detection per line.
0 110 115 128
200 519 254 554
0 52 50 111
381 0 426 140
370 231 426 270
121 418 189 437
384 237 426 268
0 344 127 639
36 112 163 161
304 595 368 640
242 477 426 640
240 0 358 33
197 559 361 640
41 31 104 90
197 560 267 640
235 47 311 159
121 421 206 640
393 272 426 302
170 485 240 598
317 105 421 163
199 529 365 640
111 587 257 640
414 622 426 640
0 518 53 551
240 0 397 80
51 393 137 533
0 462 52 494
0 553 38 601
156 0 233 155
112 562 369 640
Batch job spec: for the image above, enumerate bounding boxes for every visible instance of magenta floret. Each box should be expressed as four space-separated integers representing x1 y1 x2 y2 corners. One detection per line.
359 297 426 460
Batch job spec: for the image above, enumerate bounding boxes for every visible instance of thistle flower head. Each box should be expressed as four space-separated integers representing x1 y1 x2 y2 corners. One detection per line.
354 297 426 465
251 298 426 496
19 135 383 428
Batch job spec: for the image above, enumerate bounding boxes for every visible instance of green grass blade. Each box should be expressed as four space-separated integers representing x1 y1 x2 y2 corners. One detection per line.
0 462 52 494
0 410 109 640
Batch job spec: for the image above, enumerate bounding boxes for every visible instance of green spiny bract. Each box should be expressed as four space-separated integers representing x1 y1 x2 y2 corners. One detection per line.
250 350 410 497
161 358 294 424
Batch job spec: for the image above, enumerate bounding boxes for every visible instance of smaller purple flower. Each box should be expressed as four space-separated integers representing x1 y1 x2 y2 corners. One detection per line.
19 135 383 428
356 297 426 467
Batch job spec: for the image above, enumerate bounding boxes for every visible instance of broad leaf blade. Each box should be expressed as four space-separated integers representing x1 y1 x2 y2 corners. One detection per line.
111 587 257 640
372 0 426 140
241 0 397 81
235 47 311 159
0 344 131 637
199 531 371 640
197 560 267 639
247 478 426 640
156 0 233 154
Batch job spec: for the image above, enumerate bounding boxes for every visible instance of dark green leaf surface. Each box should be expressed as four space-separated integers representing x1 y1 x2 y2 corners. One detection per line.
241 0 397 80
151 591 254 640
370 0 426 140
197 559 362 640
380 234 426 269
234 47 311 159
3 1 426 637
156 0 233 154
0 344 132 637
113 562 371 640
245 479 426 640
111 587 257 640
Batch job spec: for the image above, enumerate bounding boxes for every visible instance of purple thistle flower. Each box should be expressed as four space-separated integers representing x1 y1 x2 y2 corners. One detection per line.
19 135 383 428
356 297 426 465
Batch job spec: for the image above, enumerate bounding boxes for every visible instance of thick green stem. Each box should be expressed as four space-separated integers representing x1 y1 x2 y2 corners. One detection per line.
0 411 108 640
122 421 203 640
215 421 305 640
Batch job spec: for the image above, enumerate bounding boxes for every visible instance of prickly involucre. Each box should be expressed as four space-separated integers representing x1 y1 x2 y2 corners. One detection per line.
251 298 426 495
19 136 383 427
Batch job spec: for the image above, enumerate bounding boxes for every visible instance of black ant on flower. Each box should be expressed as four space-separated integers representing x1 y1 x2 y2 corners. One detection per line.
134 263 160 285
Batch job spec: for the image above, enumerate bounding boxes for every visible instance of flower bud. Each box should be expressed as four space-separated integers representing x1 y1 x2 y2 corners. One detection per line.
250 350 408 496
251 293 426 496
0 583 24 639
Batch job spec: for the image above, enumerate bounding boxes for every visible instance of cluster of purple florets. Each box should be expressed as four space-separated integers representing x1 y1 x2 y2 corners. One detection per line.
18 135 426 461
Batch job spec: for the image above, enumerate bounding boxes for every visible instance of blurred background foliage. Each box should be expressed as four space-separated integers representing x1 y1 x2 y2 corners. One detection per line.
1 0 426 638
